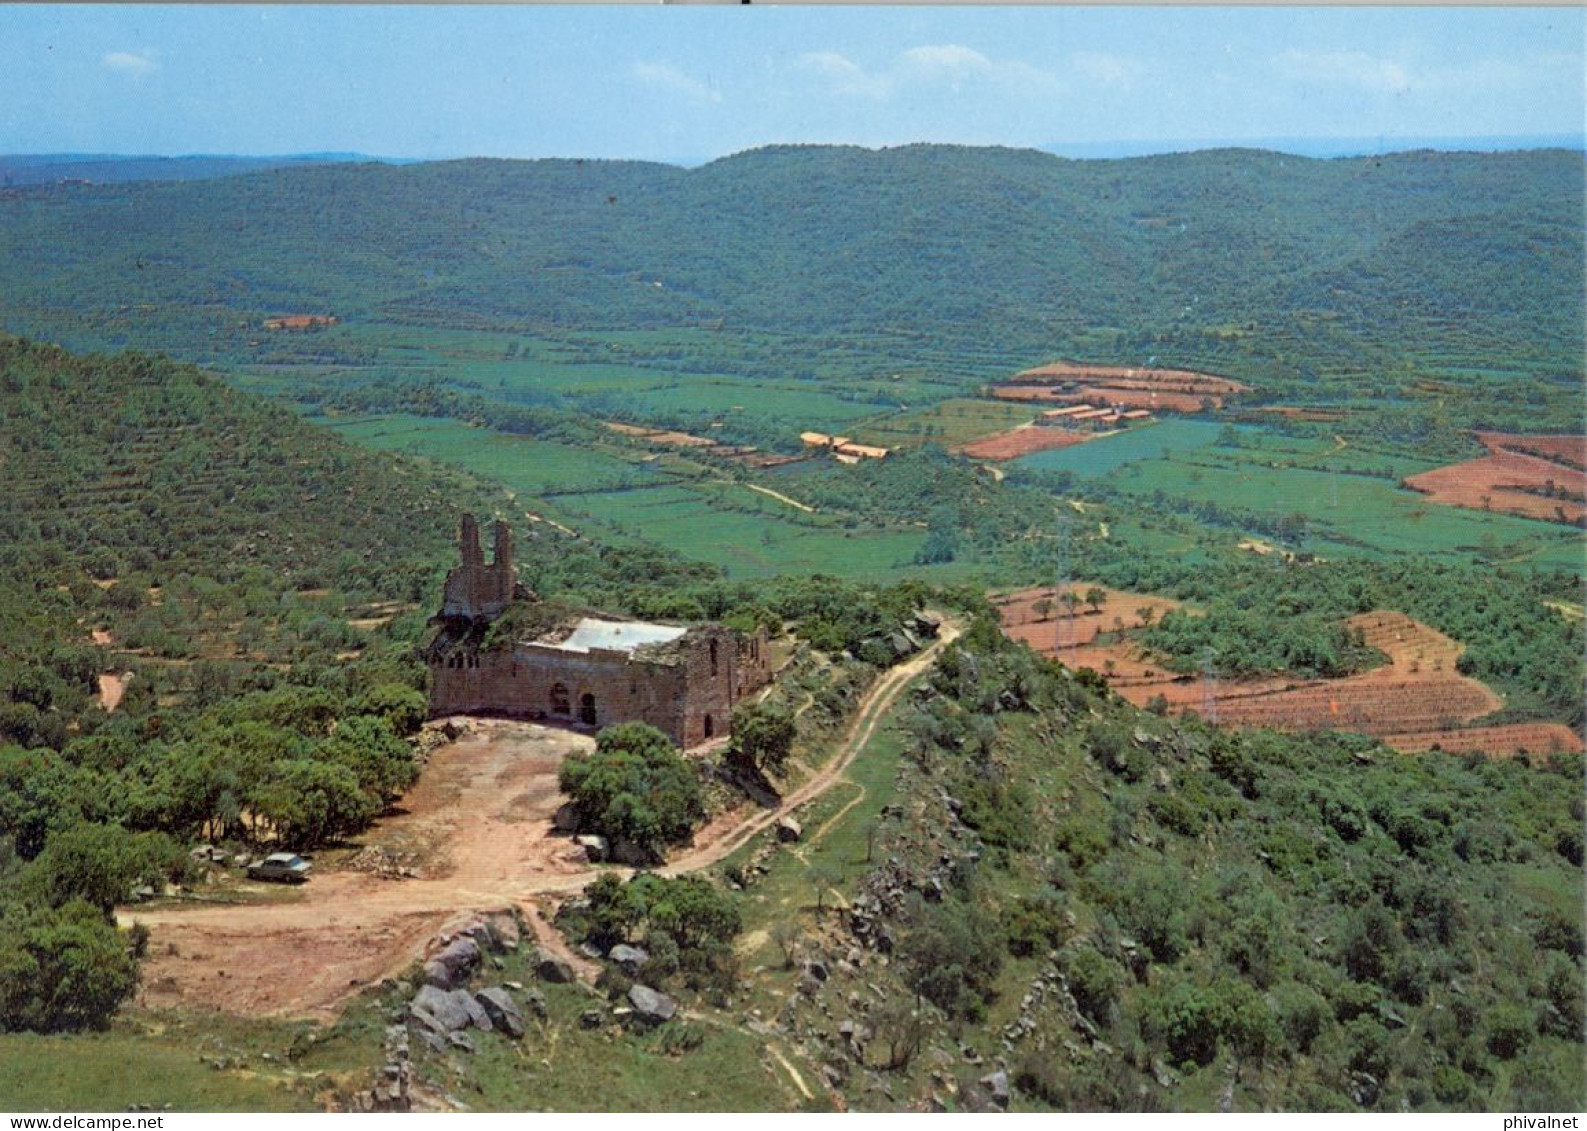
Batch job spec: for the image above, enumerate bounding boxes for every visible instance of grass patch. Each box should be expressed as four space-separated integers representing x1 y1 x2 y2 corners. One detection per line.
0 1005 382 1113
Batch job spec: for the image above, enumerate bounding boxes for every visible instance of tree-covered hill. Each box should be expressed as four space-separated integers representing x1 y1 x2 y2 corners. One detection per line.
0 146 1579 381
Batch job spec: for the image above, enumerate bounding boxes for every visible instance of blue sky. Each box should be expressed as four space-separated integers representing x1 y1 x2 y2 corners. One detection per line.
2 6 1581 162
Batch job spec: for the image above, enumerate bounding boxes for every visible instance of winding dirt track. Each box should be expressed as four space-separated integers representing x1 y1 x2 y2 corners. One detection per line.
119 620 958 1022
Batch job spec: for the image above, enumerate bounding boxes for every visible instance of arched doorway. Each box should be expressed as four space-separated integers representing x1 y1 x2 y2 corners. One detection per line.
579 692 598 726
549 683 570 715
703 714 714 739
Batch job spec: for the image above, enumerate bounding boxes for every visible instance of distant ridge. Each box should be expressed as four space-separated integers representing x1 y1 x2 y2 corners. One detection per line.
1040 133 1587 160
0 152 407 187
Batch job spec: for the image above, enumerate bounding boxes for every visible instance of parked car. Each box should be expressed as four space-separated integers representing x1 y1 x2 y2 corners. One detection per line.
247 852 311 883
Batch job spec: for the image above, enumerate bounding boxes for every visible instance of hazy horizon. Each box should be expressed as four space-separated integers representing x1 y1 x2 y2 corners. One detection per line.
3 6 1581 164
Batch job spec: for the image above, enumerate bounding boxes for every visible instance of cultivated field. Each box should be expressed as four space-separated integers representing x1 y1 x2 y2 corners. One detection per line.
1404 433 1586 524
1013 361 1249 396
1378 723 1584 758
997 594 1561 760
847 397 1035 450
957 425 1092 461
993 361 1249 412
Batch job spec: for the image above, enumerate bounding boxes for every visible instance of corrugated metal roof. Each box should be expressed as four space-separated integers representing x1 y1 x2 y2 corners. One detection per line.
546 617 687 654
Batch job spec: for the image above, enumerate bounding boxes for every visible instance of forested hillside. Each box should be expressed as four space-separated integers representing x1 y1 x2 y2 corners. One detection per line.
1 146 1580 383
0 338 723 1032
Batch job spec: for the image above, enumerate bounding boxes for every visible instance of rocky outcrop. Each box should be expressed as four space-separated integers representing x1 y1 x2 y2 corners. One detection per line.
475 987 525 1039
410 984 492 1034
608 944 649 976
627 984 678 1025
423 936 481 989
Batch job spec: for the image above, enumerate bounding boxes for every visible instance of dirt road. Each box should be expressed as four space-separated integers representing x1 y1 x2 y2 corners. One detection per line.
120 620 959 1021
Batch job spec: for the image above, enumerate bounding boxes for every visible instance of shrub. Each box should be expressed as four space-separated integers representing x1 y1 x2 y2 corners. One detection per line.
1064 948 1122 1027
1004 894 1068 958
559 723 703 859
0 899 139 1032
1272 982 1331 1055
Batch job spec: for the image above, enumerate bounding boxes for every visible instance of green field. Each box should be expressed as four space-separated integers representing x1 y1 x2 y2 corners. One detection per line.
322 414 654 494
847 397 1037 449
1014 418 1228 477
548 483 941 580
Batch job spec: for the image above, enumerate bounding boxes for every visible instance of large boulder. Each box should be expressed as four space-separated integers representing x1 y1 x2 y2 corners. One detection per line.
533 948 575 984
608 839 654 866
424 936 481 988
775 817 803 843
979 1069 1010 1110
627 984 678 1025
475 987 525 1039
410 985 491 1033
608 944 649 977
482 911 521 952
553 803 581 833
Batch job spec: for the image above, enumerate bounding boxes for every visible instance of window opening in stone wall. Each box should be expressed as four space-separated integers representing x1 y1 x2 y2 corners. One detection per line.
579 692 598 726
710 639 719 676
703 714 714 739
550 683 570 715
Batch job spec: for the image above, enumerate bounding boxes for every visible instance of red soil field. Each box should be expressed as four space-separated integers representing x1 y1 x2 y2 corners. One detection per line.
990 385 1080 403
1014 362 1248 397
1403 447 1586 524
958 426 1091 461
1379 723 1583 758
1206 676 1499 736
1476 432 1587 468
995 585 1183 651
1254 406 1348 423
997 594 1554 760
990 386 1221 412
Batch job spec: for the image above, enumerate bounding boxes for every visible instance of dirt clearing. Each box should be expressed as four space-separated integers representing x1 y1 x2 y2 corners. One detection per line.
123 721 596 1020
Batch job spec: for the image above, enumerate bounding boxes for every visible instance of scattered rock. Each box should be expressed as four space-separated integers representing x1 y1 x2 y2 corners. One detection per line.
410 985 491 1034
574 834 608 863
475 988 525 1039
521 987 548 1018
534 949 575 984
980 1069 1010 1110
447 1031 476 1054
805 958 830 982
609 944 649 976
425 936 481 989
579 1008 605 1029
627 984 678 1025
552 802 581 833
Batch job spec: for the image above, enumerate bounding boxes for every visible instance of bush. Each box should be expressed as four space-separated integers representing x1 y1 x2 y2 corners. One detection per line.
1004 894 1068 958
1485 1005 1533 1060
898 897 1004 1021
1145 980 1222 1067
559 723 703 860
727 702 795 776
1064 948 1122 1027
0 899 139 1032
1272 982 1331 1055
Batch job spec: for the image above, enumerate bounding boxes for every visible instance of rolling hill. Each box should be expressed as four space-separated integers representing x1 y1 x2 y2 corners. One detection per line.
0 146 1579 383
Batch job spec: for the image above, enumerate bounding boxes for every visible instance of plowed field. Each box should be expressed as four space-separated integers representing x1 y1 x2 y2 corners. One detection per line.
1476 431 1587 468
957 426 1091 461
1403 433 1586 524
994 585 1183 651
996 595 1553 760
1013 362 1248 397
1379 723 1583 758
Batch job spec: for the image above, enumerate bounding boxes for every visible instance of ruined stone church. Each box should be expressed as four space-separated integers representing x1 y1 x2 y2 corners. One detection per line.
425 515 771 747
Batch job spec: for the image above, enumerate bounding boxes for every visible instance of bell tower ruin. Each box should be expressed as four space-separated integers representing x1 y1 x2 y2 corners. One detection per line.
440 513 518 620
